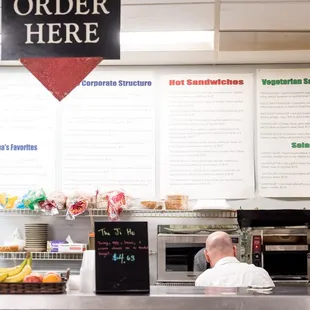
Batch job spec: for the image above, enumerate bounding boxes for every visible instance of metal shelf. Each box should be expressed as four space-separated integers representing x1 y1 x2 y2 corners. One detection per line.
0 208 237 218
89 209 237 218
0 252 83 261
0 209 42 216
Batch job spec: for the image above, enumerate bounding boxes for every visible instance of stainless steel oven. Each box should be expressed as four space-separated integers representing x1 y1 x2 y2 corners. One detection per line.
251 228 310 282
157 226 241 282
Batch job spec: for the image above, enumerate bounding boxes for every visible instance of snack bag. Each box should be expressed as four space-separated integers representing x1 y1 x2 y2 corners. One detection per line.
47 192 67 210
38 199 59 215
97 191 108 209
0 193 6 208
66 194 88 220
23 189 47 211
0 193 19 209
15 198 26 209
106 190 126 221
5 196 18 209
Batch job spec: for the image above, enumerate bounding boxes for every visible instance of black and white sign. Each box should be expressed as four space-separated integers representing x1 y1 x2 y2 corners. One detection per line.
1 0 121 60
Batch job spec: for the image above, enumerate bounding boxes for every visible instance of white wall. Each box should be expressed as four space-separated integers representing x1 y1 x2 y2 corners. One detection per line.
1 63 310 209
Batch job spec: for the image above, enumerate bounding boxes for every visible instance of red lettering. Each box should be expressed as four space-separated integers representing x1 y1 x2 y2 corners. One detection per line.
169 79 184 86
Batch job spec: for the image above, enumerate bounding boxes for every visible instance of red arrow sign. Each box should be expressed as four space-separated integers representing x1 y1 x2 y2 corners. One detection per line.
20 57 103 101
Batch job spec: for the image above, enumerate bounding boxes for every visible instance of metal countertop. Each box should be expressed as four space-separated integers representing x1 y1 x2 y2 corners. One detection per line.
1 286 310 310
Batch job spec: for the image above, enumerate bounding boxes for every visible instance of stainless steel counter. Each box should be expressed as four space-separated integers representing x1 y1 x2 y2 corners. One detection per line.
1 286 310 310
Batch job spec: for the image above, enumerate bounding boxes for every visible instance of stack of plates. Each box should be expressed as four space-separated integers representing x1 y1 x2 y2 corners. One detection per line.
24 223 48 252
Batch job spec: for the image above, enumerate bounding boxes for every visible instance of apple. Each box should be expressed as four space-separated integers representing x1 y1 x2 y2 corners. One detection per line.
23 275 42 283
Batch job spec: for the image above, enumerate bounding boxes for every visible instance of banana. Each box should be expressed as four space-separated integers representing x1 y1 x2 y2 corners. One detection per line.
0 273 8 282
0 257 28 277
27 255 32 267
0 253 31 277
4 265 32 283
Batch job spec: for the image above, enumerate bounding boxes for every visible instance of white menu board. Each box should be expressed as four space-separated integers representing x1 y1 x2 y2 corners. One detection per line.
0 68 56 195
159 74 254 199
62 70 156 199
257 69 310 197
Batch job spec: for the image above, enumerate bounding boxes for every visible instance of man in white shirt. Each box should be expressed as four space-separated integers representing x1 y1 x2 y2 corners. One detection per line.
195 231 275 288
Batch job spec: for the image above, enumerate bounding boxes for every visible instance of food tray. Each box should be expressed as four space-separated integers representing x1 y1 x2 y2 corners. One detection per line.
0 269 70 294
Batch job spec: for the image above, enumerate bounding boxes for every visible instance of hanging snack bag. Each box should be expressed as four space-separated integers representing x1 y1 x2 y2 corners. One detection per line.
47 191 67 210
23 189 47 211
106 190 126 221
5 196 18 209
0 193 6 209
66 193 88 220
38 199 59 216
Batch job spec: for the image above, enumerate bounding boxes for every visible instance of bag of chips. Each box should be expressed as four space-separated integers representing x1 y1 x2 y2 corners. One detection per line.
106 190 126 221
66 193 88 220
0 193 18 209
23 189 47 211
47 191 67 210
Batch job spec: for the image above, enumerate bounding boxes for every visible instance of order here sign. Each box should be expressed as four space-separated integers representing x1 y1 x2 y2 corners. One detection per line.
1 0 121 60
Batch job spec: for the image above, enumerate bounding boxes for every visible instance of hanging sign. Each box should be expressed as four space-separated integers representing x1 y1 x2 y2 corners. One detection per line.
2 0 120 60
1 0 121 101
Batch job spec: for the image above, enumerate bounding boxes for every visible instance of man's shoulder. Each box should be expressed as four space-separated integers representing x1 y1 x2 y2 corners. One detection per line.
195 269 213 286
196 268 215 280
244 263 271 276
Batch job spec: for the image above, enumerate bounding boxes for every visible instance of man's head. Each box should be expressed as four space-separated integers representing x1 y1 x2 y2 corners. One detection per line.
204 231 236 267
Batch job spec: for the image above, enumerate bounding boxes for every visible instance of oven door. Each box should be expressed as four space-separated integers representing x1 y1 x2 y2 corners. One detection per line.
263 245 309 280
157 234 208 282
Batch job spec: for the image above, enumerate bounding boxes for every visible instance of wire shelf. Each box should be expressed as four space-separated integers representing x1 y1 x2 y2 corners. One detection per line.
89 209 237 218
0 252 83 261
0 208 237 218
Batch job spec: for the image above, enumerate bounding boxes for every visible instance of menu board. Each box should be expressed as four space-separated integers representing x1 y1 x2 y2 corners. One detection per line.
0 68 56 195
95 221 150 294
257 69 310 197
62 70 156 199
159 74 255 199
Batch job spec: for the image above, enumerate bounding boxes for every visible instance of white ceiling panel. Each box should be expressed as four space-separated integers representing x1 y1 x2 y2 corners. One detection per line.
121 3 214 32
220 32 310 51
220 2 310 30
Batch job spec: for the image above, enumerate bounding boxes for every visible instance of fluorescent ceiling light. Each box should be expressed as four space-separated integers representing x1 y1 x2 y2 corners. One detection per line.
0 31 214 52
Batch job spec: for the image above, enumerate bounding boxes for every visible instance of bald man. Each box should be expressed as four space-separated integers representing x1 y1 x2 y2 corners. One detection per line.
195 231 274 288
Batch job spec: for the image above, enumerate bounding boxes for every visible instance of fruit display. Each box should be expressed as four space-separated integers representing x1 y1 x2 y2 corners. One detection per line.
0 253 63 284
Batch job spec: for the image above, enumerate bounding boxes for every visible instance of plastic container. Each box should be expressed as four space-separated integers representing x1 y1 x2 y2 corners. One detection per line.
80 250 95 293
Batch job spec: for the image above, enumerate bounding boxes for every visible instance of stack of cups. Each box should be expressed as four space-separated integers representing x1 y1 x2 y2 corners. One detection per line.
80 250 95 293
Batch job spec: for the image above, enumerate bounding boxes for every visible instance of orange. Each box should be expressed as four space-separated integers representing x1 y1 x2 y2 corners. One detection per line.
42 273 62 283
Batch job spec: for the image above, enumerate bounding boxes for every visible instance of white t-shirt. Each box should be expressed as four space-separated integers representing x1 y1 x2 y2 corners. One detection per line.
195 257 275 288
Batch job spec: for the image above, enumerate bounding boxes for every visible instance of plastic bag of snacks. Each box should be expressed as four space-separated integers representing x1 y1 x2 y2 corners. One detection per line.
97 191 108 209
88 191 98 209
0 193 18 209
66 193 89 220
47 192 67 210
106 190 126 221
38 200 59 215
23 189 47 211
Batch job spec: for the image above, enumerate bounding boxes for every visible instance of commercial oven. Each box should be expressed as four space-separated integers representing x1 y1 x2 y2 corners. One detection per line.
238 209 310 284
251 228 310 281
157 225 241 282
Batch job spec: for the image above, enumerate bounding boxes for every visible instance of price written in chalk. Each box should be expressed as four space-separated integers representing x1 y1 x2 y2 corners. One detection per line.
98 228 135 236
112 253 135 264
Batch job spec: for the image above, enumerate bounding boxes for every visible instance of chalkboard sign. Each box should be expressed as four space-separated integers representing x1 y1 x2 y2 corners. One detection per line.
95 221 150 294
